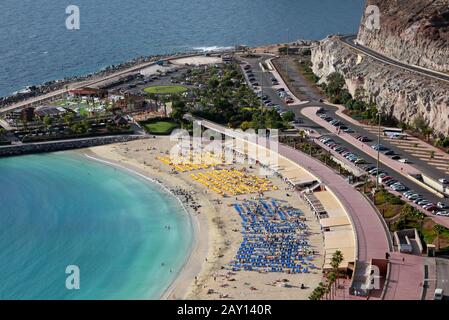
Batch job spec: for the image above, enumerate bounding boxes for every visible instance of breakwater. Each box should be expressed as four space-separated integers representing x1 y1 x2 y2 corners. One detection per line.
0 135 143 158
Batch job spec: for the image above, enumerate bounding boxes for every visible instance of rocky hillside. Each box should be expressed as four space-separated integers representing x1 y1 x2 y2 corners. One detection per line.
311 36 449 136
357 0 449 73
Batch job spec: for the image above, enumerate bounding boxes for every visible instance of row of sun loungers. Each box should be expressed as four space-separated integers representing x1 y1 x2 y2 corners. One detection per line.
229 199 317 274
189 170 278 196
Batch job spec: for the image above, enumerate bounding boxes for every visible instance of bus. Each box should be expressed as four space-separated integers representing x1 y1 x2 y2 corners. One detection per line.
383 127 407 139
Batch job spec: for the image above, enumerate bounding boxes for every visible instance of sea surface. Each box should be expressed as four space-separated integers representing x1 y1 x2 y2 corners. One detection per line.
0 0 364 300
0 0 365 97
0 152 193 299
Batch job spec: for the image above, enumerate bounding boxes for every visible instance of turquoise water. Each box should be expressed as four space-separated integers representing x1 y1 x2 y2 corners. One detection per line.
0 152 193 299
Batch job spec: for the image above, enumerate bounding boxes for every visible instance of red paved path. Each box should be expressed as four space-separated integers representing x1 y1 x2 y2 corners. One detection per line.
199 118 424 300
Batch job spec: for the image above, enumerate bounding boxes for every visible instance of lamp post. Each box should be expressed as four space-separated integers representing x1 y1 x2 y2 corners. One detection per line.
259 58 265 99
285 28 290 79
376 111 381 190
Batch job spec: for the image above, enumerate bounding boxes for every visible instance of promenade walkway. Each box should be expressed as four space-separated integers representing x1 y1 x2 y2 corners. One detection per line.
264 53 430 299
197 117 426 300
384 253 425 300
197 119 394 293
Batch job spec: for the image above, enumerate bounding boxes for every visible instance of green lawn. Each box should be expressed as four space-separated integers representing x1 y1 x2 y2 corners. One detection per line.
143 85 188 95
141 120 179 135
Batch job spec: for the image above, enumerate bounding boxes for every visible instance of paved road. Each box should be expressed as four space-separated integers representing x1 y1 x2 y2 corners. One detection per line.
0 52 204 115
0 133 144 149
339 35 449 84
436 258 449 299
243 55 449 215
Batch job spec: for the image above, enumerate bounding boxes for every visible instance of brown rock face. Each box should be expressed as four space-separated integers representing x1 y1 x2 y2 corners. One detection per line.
311 37 449 136
358 0 449 72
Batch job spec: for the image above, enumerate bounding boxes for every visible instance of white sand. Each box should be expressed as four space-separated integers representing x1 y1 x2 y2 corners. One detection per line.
87 136 325 300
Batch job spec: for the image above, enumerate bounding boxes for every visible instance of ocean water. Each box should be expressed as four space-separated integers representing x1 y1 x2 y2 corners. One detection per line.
0 0 365 97
0 152 193 299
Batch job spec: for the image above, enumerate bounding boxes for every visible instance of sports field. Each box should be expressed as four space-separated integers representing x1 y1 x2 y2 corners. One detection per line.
140 120 179 135
143 85 188 95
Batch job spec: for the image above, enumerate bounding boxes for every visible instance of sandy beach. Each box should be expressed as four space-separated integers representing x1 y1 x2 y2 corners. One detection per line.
86 136 324 300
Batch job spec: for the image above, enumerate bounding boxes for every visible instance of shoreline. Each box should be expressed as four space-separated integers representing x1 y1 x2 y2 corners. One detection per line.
81 146 212 300
85 137 325 300
0 38 310 109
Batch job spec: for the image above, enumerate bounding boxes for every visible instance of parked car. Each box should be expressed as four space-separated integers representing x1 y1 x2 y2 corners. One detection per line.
438 178 449 185
434 288 444 300
437 202 449 209
382 150 395 156
385 180 398 186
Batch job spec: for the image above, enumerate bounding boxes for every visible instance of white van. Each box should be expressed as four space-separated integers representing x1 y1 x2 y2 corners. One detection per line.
434 288 444 300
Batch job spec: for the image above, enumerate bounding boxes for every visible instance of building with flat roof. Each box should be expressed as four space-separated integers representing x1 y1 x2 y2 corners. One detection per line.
34 105 68 118
306 189 357 272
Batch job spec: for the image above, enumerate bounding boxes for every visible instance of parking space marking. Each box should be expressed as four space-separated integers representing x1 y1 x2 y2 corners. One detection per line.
428 159 449 164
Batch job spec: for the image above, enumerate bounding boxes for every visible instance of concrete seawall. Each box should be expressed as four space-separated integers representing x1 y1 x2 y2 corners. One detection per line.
0 135 143 158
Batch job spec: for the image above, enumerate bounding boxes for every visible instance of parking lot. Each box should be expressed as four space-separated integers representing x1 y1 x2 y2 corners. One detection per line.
240 56 297 116
316 130 449 218
223 54 449 221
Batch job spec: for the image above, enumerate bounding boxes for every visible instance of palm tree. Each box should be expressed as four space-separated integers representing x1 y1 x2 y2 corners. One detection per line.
331 250 344 288
433 225 445 250
309 288 320 300
327 272 337 300
309 282 326 300
422 127 433 142
299 130 306 142
324 285 330 300
317 282 326 300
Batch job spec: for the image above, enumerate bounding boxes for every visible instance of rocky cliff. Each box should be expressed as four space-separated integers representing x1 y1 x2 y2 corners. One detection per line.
357 0 449 73
311 36 449 136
